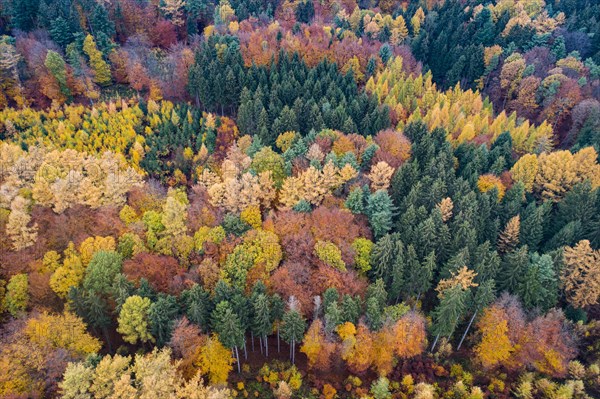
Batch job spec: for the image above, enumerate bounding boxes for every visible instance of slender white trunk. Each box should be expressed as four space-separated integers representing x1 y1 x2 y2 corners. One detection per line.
457 310 477 351
235 346 241 373
431 333 440 352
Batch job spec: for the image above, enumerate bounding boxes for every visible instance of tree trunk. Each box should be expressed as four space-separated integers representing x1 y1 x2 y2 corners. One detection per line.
243 339 248 360
235 346 241 373
265 335 268 358
431 333 440 352
251 332 255 351
102 326 112 353
277 327 280 353
259 336 263 355
457 310 478 351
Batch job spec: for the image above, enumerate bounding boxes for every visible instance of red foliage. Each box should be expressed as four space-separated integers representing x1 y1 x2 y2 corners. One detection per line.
150 20 178 49
373 129 412 168
123 252 186 294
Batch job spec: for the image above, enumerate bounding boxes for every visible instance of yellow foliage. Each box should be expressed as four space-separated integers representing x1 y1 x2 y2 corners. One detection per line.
197 334 235 385
314 240 346 271
475 307 514 369
241 205 262 229
511 153 538 192
25 311 102 356
477 174 506 200
79 235 116 266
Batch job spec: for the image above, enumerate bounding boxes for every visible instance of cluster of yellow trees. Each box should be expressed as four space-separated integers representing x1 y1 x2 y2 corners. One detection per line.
0 143 143 249
366 56 555 153
475 0 565 37
0 100 145 161
510 147 600 201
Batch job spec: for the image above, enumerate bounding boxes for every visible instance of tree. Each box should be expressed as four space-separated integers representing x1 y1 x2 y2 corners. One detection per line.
562 240 600 308
366 190 396 239
182 284 212 331
368 161 395 191
314 241 346 271
474 305 514 369
83 35 111 86
281 306 306 364
3 274 28 316
498 215 520 254
393 312 427 359
252 294 272 357
431 285 468 350
160 0 186 26
6 196 37 250
405 250 435 300
198 334 235 384
517 253 557 311
83 251 123 296
149 294 180 346
301 319 335 371
44 50 71 101
117 295 154 344
212 301 244 373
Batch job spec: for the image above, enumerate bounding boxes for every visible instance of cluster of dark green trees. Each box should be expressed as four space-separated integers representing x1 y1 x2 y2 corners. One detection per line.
188 35 390 144
361 122 600 345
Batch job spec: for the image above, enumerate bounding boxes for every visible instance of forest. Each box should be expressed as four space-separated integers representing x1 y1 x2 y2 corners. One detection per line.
0 0 599 398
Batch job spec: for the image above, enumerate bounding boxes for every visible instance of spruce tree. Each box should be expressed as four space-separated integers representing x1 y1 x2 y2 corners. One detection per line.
431 285 468 350
181 284 212 331
149 294 179 346
253 294 272 357
281 309 306 364
212 301 245 373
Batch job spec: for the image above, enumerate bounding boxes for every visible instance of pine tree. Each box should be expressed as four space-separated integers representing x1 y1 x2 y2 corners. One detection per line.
9 0 39 32
405 250 435 300
456 279 496 350
366 190 396 239
44 50 71 99
270 294 285 353
341 295 361 325
111 274 134 313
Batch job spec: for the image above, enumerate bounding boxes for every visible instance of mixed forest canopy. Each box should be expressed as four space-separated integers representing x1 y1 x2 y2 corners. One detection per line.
0 0 600 399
